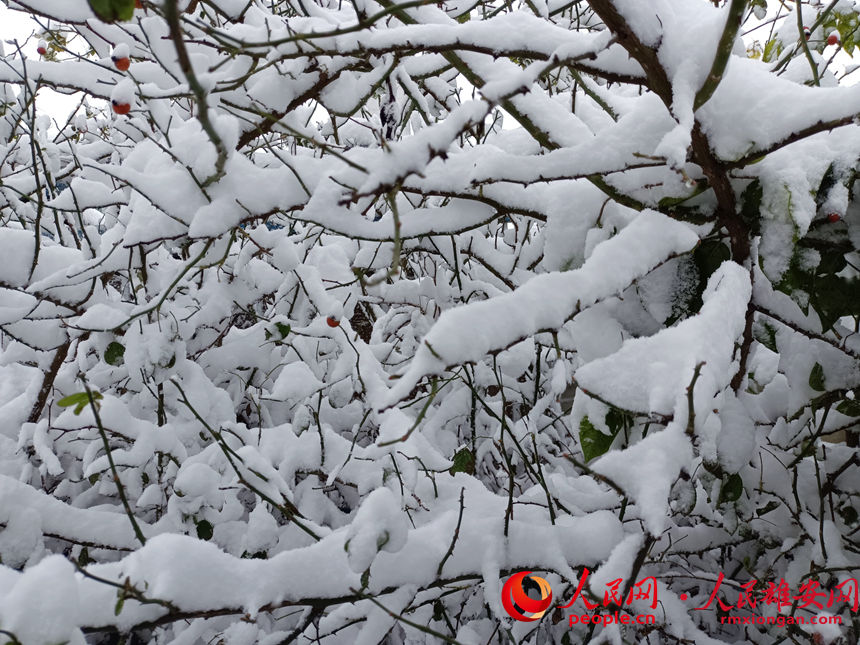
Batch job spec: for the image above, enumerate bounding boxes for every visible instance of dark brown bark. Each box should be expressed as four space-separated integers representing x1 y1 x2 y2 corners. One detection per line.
586 0 673 107
588 1 755 392
27 340 71 424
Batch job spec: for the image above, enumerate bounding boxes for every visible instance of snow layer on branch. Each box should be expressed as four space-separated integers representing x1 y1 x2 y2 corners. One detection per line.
464 93 675 184
189 156 307 238
575 261 751 416
33 499 623 630
653 1 729 166
752 132 860 279
385 211 699 403
344 487 408 572
8 0 93 22
610 0 666 47
0 474 150 550
591 423 693 536
0 229 88 305
303 11 608 59
0 556 85 645
699 57 860 162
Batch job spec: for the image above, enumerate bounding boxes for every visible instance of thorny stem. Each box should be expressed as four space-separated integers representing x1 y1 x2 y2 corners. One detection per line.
436 487 466 577
795 0 821 86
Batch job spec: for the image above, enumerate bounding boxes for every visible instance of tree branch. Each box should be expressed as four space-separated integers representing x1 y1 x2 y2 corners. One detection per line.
694 0 747 111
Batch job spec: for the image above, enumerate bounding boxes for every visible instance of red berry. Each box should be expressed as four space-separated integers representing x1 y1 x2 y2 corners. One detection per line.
326 316 340 328
112 100 131 115
827 213 841 223
37 46 47 55
113 56 130 71
803 27 811 40
135 0 143 7
828 33 840 46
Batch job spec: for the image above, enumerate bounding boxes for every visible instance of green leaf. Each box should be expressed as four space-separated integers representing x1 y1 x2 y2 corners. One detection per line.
836 398 860 417
449 447 475 475
808 273 860 332
718 473 744 505
104 341 125 366
809 362 826 392
88 0 135 22
816 163 838 208
817 249 847 276
605 407 632 434
753 320 778 353
689 239 731 314
762 37 783 63
275 322 291 338
695 239 731 280
739 179 762 236
58 390 103 415
376 530 390 550
776 247 860 331
579 416 615 462
241 550 267 559
57 392 89 409
196 519 214 541
756 500 780 516
78 546 92 567
432 599 445 621
838 503 858 526
114 594 125 616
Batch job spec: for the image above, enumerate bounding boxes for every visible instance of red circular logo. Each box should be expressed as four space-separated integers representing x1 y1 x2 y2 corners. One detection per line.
501 571 553 621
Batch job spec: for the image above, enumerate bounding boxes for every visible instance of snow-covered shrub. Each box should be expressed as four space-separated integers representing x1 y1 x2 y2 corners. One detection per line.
0 0 857 643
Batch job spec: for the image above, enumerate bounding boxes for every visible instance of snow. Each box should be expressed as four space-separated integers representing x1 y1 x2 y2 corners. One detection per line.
0 0 857 643
698 57 860 162
344 486 408 572
591 423 693 536
0 556 85 645
112 42 129 60
386 210 699 403
110 79 136 106
575 262 752 417
0 473 153 549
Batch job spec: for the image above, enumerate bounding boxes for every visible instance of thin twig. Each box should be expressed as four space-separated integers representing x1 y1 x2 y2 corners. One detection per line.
436 488 466 577
82 378 147 546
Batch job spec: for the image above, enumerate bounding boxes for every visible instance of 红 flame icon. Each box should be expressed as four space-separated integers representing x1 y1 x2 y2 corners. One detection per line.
501 571 553 622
